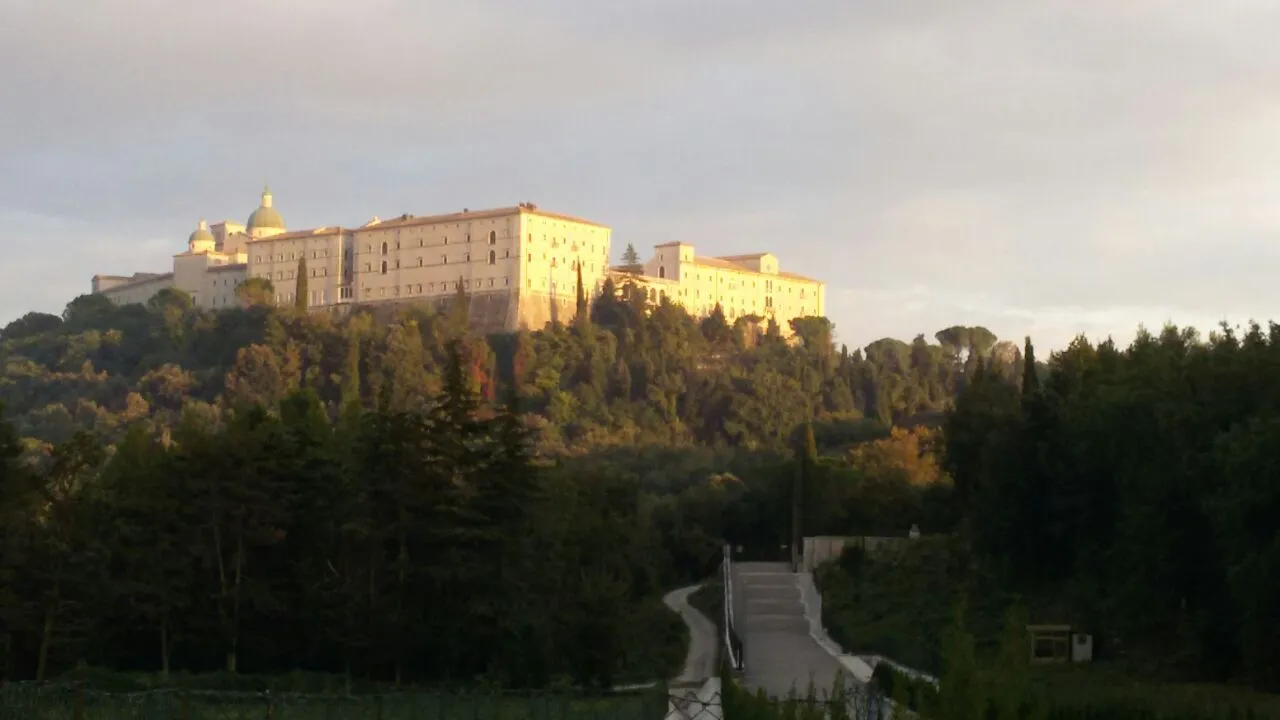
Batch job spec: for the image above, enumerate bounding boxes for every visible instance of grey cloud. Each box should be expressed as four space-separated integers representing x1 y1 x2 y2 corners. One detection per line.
4 0 1280 352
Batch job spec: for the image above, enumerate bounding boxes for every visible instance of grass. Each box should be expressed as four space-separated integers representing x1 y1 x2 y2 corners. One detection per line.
817 537 1013 675
0 682 667 720
0 596 689 719
1028 663 1280 719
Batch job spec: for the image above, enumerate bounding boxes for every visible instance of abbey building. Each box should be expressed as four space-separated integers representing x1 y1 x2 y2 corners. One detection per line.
91 188 825 334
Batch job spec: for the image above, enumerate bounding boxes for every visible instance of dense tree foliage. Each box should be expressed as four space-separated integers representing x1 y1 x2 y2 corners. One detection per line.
944 323 1280 690
0 283 1015 685
0 284 1017 452
0 359 689 686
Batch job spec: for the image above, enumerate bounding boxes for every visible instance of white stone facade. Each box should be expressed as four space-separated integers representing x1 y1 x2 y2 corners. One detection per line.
91 190 824 333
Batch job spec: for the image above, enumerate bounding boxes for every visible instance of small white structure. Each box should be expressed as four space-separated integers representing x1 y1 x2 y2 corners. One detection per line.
1071 632 1094 663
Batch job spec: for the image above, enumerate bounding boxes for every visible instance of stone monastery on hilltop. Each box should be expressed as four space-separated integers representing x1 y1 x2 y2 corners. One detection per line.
92 188 825 334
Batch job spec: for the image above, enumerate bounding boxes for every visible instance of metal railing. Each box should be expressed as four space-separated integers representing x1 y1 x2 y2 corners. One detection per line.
721 545 743 672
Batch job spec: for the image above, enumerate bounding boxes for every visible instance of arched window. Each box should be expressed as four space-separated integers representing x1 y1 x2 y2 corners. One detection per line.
488 230 497 245
380 261 388 275
381 242 388 255
659 266 665 279
488 250 496 265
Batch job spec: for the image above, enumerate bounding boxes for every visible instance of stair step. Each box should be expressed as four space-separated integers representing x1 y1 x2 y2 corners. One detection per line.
744 615 811 631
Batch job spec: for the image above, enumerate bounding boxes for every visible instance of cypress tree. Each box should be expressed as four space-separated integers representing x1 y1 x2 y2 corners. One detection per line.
1021 336 1039 396
295 256 309 311
574 263 588 324
451 275 470 333
793 422 817 570
340 333 361 415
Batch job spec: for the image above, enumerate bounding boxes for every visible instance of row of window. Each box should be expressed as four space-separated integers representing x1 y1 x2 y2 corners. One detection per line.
364 232 604 256
658 268 809 298
364 249 516 274
360 275 511 299
254 248 333 264
257 267 332 281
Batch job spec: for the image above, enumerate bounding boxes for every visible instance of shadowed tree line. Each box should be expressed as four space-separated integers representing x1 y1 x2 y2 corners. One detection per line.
0 279 1023 686
0 344 689 687
945 323 1280 690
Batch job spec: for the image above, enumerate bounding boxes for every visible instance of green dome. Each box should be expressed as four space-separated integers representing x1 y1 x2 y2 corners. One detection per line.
246 186 285 231
188 219 215 247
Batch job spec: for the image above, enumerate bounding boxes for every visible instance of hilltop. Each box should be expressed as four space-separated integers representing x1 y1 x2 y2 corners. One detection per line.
0 283 1028 453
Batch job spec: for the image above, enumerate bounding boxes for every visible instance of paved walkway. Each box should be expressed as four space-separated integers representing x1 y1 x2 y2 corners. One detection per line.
663 584 719 685
732 562 854 700
663 585 724 720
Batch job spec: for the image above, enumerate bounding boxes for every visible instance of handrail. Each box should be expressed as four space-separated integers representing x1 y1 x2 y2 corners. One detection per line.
721 545 743 671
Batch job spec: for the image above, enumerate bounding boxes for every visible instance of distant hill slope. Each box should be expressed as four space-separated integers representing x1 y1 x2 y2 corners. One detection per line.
0 287 1027 451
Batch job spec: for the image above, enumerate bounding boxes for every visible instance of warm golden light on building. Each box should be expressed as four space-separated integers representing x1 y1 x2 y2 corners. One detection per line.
91 190 824 334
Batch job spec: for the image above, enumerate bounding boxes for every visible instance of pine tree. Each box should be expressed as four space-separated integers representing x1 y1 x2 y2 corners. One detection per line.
937 600 983 720
793 422 817 570
340 333 362 417
1021 336 1038 396
621 243 640 267
295 257 309 311
575 263 589 324
450 275 470 333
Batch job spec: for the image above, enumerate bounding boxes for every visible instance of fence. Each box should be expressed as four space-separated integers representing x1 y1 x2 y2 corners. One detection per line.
721 545 743 673
673 682 887 720
0 682 668 720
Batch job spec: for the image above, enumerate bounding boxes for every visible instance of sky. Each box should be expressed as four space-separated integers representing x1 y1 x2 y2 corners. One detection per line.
4 0 1280 353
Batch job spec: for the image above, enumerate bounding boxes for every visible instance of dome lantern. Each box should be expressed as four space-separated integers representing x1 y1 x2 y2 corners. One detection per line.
246 185 286 235
188 219 216 253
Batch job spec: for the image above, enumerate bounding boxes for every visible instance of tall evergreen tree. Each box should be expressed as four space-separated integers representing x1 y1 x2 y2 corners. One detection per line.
295 257 309 311
340 332 362 417
621 243 640 267
575 263 588 324
450 275 470 332
1021 336 1038 396
792 422 817 570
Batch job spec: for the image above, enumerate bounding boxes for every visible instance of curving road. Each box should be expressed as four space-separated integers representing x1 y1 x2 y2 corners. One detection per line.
663 584 719 685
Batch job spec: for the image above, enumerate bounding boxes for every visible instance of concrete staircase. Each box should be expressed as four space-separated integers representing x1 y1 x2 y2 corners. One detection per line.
736 562 809 634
